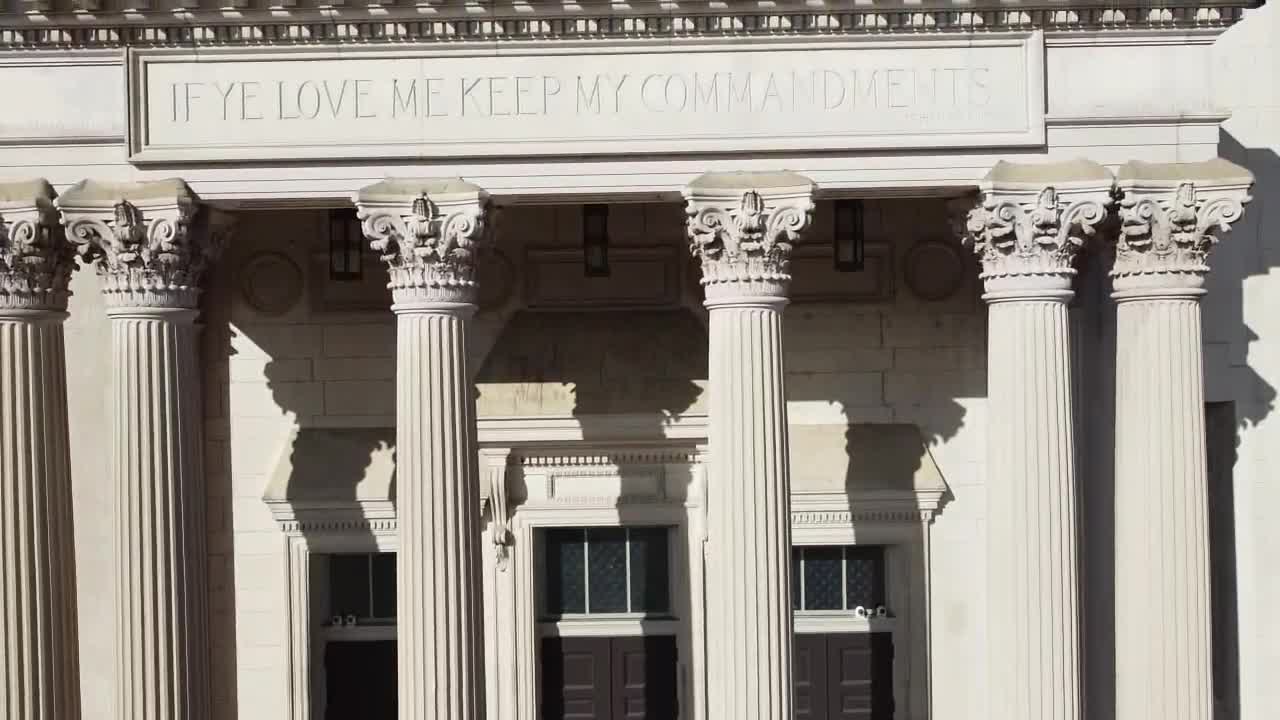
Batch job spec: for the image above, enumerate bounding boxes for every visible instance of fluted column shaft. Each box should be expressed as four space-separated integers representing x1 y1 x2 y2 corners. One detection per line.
960 161 1115 720
985 295 1081 720
55 179 229 720
110 307 209 720
394 304 485 720
683 172 815 720
0 310 81 720
1112 293 1210 720
354 178 491 720
1106 160 1252 720
705 297 794 720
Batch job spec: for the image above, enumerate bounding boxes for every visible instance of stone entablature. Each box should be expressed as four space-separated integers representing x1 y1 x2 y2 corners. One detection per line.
0 0 1254 49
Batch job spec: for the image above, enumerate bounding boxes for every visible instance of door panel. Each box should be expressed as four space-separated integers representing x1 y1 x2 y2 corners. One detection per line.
611 636 678 720
324 639 396 720
542 636 678 720
542 637 611 719
794 634 829 720
794 632 894 720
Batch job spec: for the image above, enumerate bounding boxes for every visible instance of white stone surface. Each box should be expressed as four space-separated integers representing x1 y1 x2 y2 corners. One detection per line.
1110 162 1252 720
355 181 490 720
686 175 815 720
0 180 81 720
962 162 1113 720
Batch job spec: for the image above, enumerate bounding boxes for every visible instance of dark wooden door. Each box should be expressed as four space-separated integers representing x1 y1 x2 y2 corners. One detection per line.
611 636 678 719
542 637 612 719
324 639 396 720
542 636 678 720
794 633 894 720
794 634 829 720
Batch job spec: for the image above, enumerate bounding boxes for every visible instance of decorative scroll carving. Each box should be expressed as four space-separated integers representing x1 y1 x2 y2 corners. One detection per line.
355 181 490 307
0 184 75 311
684 175 815 299
57 181 229 309
963 186 1111 285
1113 182 1250 278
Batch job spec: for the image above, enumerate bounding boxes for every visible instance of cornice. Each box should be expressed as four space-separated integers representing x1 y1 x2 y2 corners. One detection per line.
0 2 1253 49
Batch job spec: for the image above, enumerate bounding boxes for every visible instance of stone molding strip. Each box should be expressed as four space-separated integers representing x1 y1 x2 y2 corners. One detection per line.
0 3 1252 49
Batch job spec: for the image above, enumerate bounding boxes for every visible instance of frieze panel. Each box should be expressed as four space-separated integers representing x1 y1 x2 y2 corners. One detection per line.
127 37 1044 162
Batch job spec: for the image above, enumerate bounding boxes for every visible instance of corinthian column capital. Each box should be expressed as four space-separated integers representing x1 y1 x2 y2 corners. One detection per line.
354 178 491 310
962 160 1115 301
0 179 77 312
56 179 231 310
683 171 815 303
1111 159 1254 298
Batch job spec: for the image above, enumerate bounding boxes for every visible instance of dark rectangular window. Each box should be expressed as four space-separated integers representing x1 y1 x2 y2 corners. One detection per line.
793 545 887 613
327 552 396 625
542 527 672 618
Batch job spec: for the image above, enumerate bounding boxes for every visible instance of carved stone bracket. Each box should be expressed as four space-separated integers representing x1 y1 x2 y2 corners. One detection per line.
961 159 1115 301
683 171 816 302
0 179 76 312
354 178 491 309
56 179 231 310
1111 159 1253 298
481 447 514 571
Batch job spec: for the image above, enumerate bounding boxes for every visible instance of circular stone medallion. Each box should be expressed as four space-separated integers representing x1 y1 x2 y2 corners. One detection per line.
240 252 304 316
904 240 965 302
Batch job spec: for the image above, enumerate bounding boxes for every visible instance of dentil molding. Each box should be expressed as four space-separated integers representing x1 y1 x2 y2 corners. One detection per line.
0 2 1252 49
0 179 75 312
684 171 815 300
55 179 232 309
354 177 490 308
962 159 1114 300
1111 158 1253 296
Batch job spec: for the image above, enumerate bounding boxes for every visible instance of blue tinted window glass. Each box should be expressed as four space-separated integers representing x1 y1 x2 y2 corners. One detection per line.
545 529 586 615
846 546 886 610
587 528 628 613
802 547 844 610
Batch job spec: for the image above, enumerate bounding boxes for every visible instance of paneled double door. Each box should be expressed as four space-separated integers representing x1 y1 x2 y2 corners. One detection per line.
541 635 679 720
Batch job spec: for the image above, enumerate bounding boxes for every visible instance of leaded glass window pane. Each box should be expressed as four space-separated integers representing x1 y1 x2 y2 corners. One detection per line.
629 527 670 614
846 547 886 609
546 529 586 615
586 528 628 613
802 547 844 610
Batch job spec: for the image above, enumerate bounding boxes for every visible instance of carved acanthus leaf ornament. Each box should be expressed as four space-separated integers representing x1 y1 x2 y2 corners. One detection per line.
58 185 229 309
358 191 490 306
963 186 1110 284
685 189 814 298
0 199 75 311
1113 182 1249 278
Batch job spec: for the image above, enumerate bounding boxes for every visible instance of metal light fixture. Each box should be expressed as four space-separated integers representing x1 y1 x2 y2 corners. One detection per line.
833 199 865 272
329 208 364 282
582 203 611 278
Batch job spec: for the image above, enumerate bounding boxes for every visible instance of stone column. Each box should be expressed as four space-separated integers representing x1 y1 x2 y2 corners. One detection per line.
355 179 490 720
0 180 81 720
1109 160 1253 720
58 180 229 720
684 172 814 720
962 160 1114 720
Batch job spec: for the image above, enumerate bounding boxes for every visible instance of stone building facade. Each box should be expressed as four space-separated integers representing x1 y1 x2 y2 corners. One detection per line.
1 2 1278 720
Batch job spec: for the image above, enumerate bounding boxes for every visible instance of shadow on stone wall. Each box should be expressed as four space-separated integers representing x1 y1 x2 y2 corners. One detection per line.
1081 132 1279 720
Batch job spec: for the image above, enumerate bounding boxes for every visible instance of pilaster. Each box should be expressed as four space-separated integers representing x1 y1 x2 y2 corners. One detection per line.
1109 159 1253 720
0 179 81 720
57 179 229 720
355 178 491 720
684 171 814 720
962 160 1114 720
